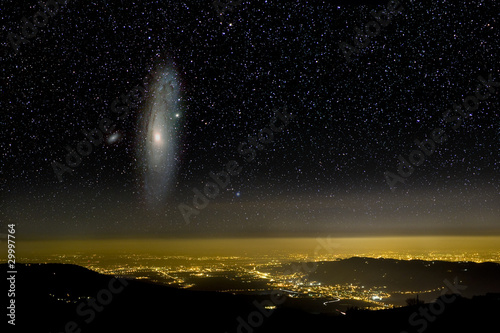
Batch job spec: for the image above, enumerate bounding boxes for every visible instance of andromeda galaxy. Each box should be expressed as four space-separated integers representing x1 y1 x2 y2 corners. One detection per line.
138 63 183 206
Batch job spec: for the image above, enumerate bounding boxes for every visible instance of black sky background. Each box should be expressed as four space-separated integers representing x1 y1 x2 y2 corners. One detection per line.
1 0 499 238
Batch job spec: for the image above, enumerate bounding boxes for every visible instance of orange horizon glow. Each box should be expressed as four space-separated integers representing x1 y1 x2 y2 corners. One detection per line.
5 235 500 263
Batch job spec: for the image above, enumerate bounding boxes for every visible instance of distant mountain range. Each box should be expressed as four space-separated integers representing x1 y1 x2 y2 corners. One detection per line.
3 259 500 333
301 257 500 301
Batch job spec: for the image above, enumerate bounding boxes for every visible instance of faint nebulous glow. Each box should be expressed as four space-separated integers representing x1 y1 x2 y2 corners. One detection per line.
138 63 183 207
107 132 121 144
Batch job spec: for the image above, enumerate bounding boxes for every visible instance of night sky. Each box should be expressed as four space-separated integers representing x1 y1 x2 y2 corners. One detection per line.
1 0 499 238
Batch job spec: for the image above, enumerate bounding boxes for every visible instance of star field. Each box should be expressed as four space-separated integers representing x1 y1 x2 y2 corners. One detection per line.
1 0 498 237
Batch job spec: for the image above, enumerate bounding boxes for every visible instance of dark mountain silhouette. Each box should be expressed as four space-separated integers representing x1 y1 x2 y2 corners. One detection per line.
296 257 500 298
3 261 500 333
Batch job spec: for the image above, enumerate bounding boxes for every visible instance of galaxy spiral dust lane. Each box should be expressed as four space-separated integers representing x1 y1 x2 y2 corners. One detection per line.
138 63 183 206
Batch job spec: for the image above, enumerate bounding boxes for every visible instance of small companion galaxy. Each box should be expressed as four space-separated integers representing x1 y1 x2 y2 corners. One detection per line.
1 1 499 332
1 0 499 234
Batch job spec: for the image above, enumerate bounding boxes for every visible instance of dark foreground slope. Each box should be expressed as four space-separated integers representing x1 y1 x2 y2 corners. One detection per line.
3 263 500 333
